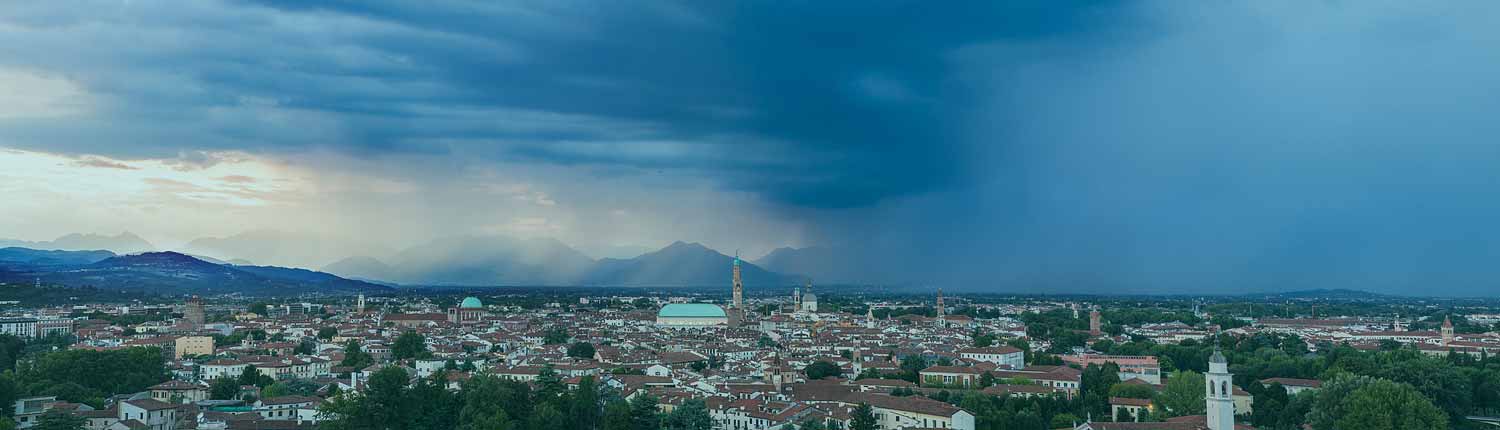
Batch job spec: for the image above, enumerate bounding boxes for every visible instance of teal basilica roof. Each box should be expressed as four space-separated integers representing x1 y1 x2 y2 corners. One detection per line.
459 297 483 309
657 303 727 318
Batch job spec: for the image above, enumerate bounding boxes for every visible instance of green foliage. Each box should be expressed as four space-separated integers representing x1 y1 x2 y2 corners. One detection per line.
209 377 240 400
849 403 877 430
1307 375 1447 430
629 394 662 430
318 327 339 340
1079 363 1120 419
664 399 711 430
567 342 596 360
340 340 373 369
393 331 430 360
34 409 86 430
0 373 15 418
604 398 633 430
1108 383 1156 399
804 361 841 380
972 328 996 348
0 335 26 373
899 355 927 384
262 382 292 398
543 328 569 345
1155 370 1205 418
239 365 272 388
16 347 166 406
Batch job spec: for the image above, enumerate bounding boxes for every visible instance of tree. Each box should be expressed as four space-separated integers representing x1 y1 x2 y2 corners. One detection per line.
972 329 995 348
570 377 602 430
689 361 707 372
899 356 927 384
978 372 997 388
543 328 568 345
16 347 167 406
664 399 711 430
262 382 291 399
804 361 841 380
318 327 339 340
1154 370 1205 418
629 393 661 430
249 303 269 316
1250 382 1289 428
393 331 429 360
34 410 86 430
604 399 633 430
341 340 372 369
849 403 877 430
1307 375 1447 430
209 377 239 400
567 342 596 360
295 340 316 355
0 373 16 419
1108 383 1157 399
528 403 565 430
239 365 263 387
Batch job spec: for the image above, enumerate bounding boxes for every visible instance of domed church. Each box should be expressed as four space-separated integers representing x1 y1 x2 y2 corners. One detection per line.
447 296 486 323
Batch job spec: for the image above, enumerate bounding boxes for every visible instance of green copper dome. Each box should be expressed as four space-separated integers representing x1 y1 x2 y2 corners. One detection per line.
657 303 727 318
459 296 483 309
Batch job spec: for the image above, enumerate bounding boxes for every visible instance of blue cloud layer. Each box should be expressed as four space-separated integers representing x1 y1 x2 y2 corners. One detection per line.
0 0 1115 208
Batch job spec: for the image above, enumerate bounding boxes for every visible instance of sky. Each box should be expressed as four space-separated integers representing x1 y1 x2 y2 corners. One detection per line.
3 1 1500 294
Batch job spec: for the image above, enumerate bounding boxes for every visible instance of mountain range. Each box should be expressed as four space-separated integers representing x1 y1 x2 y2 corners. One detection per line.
0 247 390 295
323 239 802 287
1 231 833 288
0 232 155 254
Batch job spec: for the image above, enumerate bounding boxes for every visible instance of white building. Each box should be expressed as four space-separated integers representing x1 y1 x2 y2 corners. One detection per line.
957 346 1025 369
0 318 37 338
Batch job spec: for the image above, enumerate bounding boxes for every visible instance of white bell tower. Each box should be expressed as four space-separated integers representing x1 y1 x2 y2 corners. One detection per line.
1205 348 1235 430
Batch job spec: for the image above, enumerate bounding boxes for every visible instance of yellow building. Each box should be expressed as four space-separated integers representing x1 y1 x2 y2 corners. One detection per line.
175 336 215 359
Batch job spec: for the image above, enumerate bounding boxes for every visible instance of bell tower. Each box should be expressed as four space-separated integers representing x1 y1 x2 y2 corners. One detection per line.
1442 316 1454 346
1205 347 1235 430
731 252 743 309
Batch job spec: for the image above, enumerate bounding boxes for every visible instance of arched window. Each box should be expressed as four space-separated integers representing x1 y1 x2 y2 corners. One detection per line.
1222 381 1229 397
1209 382 1215 396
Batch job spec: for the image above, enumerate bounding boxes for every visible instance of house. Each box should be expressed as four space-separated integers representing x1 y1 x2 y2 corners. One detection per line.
989 365 1083 395
843 393 976 430
1062 355 1162 385
957 346 1025 370
255 396 320 422
1110 397 1152 422
982 384 1055 399
175 336 215 359
201 360 249 381
13 396 61 429
149 381 209 404
118 399 180 430
918 366 985 387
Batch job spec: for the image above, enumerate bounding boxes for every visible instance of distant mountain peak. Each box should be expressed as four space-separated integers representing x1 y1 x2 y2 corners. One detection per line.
94 251 217 267
0 231 155 254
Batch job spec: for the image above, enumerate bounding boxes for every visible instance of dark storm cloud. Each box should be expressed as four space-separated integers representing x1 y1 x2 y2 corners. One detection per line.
0 0 1117 208
8 1 1500 295
798 1 1500 296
